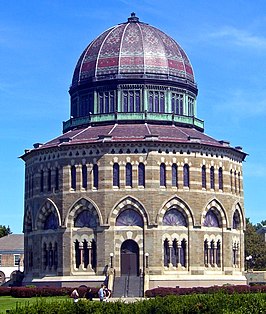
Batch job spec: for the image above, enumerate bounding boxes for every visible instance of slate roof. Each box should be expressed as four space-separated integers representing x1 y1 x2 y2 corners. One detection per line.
0 234 24 254
23 123 246 159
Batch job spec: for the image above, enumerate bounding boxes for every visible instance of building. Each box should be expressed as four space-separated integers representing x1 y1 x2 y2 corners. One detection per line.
257 226 266 242
21 13 247 294
0 234 24 285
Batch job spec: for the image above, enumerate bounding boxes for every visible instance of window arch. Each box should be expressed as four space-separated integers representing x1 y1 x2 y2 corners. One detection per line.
233 210 241 229
203 210 220 227
160 163 166 187
82 165 87 189
163 209 187 226
218 167 223 190
74 210 97 228
44 212 59 230
202 165 206 188
210 166 215 189
71 165 76 190
126 163 132 187
183 164 189 187
172 164 178 187
113 163 120 187
47 169 52 192
138 163 145 187
93 164 98 189
116 209 143 227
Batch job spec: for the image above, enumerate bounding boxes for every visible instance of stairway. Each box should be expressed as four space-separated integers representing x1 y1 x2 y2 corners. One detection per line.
112 275 143 297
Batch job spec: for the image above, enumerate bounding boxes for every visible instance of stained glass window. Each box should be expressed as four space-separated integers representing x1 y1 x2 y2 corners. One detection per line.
202 165 206 188
160 163 166 187
183 164 189 187
138 163 145 187
116 209 143 227
113 163 120 187
44 212 59 230
203 210 220 227
163 209 187 226
74 210 97 228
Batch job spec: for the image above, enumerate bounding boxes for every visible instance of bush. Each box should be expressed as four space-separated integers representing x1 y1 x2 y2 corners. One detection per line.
0 287 11 296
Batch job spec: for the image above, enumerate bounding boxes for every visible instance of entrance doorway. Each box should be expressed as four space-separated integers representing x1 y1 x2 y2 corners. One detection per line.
121 240 139 276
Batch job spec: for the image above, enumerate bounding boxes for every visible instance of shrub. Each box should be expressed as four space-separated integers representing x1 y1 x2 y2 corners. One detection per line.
0 287 11 296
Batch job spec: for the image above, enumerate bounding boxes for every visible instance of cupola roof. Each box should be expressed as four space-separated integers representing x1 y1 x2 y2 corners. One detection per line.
71 13 195 88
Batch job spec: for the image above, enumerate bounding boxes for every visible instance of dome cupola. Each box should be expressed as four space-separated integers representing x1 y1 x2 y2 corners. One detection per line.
64 13 203 133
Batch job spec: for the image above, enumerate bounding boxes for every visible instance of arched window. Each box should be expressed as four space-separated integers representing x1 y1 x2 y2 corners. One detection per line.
183 164 189 187
43 243 48 269
91 239 97 269
74 210 97 228
138 163 145 187
238 172 241 194
230 169 233 192
47 169 52 192
210 166 215 189
82 165 87 189
210 240 215 265
116 209 143 227
204 239 209 266
48 242 53 269
218 167 223 190
180 239 186 267
93 164 98 189
40 169 44 192
163 209 187 226
217 240 221 267
160 163 166 187
126 163 132 187
83 240 89 268
55 167 59 191
74 240 81 268
202 165 206 189
44 212 59 230
54 242 58 270
172 239 178 267
232 241 238 267
164 239 170 267
71 165 76 190
233 210 240 229
172 164 178 187
203 210 220 227
113 163 120 187
234 171 237 194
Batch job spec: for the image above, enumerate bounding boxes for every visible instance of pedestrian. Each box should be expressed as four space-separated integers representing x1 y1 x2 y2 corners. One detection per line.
85 287 93 301
98 284 105 302
104 287 111 302
71 288 79 303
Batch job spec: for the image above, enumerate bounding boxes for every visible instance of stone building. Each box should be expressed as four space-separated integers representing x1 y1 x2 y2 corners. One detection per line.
21 13 247 294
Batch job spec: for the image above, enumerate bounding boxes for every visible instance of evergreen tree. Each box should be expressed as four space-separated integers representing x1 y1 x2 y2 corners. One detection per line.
0 225 12 238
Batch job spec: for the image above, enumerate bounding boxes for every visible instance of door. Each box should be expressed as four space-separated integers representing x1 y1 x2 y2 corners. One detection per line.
121 239 139 276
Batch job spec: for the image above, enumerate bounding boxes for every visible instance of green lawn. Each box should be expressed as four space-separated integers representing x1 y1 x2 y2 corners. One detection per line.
0 296 68 313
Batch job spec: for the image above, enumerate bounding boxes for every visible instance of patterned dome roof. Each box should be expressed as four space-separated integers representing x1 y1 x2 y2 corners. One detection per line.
72 13 195 87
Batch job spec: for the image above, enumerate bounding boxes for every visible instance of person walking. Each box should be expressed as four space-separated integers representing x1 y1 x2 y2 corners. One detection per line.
98 284 105 302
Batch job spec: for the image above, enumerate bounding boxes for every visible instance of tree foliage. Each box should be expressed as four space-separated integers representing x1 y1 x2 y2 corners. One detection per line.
0 225 12 238
245 218 266 270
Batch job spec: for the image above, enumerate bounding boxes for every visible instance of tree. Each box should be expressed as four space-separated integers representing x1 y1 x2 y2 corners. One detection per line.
245 218 266 270
0 225 12 238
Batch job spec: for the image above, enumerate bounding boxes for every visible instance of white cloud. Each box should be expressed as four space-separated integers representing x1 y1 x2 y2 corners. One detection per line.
207 26 266 49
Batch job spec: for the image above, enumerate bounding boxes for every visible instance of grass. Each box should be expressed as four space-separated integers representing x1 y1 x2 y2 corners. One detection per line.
0 296 68 313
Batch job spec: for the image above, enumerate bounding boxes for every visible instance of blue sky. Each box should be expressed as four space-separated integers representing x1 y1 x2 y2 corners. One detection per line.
1 0 266 233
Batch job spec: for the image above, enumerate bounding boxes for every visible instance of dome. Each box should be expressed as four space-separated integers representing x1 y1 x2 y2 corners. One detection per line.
66 14 201 133
71 13 195 87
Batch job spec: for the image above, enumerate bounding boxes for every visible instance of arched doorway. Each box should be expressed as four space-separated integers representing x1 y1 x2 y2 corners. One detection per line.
121 240 139 276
